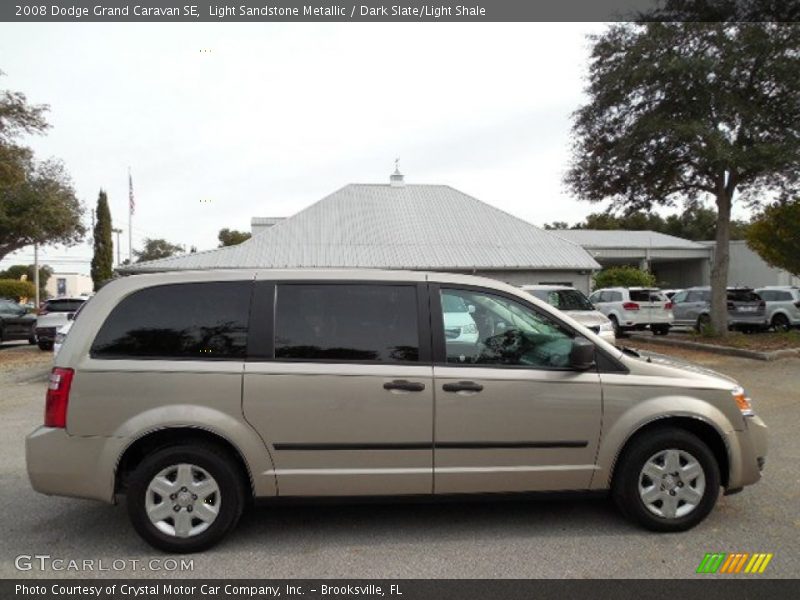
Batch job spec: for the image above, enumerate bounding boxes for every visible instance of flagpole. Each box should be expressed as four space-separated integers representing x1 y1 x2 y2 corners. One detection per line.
128 167 133 263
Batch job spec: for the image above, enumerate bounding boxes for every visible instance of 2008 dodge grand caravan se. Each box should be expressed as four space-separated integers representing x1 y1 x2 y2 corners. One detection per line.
27 269 768 552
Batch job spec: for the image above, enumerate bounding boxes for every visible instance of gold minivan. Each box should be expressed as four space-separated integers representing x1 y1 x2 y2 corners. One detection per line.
26 270 768 552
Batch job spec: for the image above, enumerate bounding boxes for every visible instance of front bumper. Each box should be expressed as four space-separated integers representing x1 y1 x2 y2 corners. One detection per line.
35 327 57 342
728 414 768 489
26 426 122 503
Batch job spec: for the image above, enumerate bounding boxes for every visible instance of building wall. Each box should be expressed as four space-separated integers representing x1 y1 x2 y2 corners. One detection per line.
726 241 800 287
467 270 593 294
651 259 709 289
45 273 93 298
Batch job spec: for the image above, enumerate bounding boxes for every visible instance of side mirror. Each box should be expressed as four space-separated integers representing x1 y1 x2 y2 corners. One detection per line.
67 313 75 321
570 338 596 371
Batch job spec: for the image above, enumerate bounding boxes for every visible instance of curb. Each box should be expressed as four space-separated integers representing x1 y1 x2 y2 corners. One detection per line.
627 333 800 361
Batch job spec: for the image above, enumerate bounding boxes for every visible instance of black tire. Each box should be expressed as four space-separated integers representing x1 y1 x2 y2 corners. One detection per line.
126 443 246 553
652 324 670 336
771 313 791 333
694 314 711 333
609 315 621 338
28 335 36 345
612 428 720 532
38 341 53 351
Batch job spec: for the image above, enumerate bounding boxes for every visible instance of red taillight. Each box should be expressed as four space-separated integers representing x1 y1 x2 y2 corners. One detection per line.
45 367 73 428
664 302 673 310
794 301 800 309
622 302 640 311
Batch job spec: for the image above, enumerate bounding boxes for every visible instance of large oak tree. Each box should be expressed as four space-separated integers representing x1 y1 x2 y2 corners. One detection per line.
0 71 85 260
566 21 800 334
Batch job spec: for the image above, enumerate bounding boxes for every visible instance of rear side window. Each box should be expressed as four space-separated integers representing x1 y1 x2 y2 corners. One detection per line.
91 281 251 359
686 290 709 302
275 284 419 363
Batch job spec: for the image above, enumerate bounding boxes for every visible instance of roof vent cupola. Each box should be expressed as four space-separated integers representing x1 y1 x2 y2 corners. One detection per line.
390 158 405 187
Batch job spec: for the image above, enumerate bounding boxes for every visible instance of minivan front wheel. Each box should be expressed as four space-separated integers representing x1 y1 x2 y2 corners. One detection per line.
127 444 246 553
612 428 720 532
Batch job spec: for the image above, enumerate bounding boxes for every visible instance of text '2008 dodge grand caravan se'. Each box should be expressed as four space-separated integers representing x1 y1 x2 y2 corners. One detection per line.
26 270 768 552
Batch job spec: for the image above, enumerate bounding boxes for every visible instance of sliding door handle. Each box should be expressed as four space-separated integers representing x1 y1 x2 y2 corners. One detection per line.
383 380 426 392
442 381 484 393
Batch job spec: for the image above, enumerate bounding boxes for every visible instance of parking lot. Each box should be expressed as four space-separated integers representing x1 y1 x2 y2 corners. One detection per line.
0 341 798 579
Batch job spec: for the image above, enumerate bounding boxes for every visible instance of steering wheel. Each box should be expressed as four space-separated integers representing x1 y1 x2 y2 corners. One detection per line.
483 329 525 361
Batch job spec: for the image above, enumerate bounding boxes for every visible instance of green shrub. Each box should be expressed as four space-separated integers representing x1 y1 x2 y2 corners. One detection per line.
0 279 37 302
593 266 657 289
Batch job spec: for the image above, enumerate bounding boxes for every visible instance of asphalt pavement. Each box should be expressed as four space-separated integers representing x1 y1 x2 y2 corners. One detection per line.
0 343 797 579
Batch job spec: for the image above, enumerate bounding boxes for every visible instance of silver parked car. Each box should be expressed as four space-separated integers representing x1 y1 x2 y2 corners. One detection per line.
755 286 800 332
27 270 767 552
588 287 673 336
672 287 768 332
521 284 615 343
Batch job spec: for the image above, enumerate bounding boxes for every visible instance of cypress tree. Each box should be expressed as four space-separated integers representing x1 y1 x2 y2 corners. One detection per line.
90 189 114 290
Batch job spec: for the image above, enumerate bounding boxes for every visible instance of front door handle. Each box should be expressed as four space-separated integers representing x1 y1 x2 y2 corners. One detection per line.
383 380 426 392
442 381 484 393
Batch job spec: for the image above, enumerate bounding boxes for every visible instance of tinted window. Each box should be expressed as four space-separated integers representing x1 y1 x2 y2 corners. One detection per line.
728 290 759 302
91 281 250 359
777 291 794 301
275 284 419 363
440 288 576 369
629 290 662 302
45 299 85 313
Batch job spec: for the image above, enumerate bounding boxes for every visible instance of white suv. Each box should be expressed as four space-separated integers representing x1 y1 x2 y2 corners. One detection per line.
755 286 800 331
588 287 674 336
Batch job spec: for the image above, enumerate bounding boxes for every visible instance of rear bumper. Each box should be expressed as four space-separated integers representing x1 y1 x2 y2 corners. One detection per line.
26 426 122 503
728 415 768 489
729 315 768 329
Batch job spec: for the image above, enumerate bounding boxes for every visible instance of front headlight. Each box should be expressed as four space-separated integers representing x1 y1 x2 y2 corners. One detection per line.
598 321 614 332
731 386 754 416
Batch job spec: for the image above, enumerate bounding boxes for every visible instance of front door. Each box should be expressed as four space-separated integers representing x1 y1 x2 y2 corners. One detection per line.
431 286 602 494
243 281 434 496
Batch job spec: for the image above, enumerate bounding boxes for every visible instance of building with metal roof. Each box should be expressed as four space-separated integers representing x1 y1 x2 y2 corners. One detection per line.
120 171 601 292
555 229 714 288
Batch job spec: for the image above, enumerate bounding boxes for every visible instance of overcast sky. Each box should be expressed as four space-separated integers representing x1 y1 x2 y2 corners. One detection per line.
0 22 738 275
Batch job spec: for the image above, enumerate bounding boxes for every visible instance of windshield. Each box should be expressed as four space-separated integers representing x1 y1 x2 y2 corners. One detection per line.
531 289 594 311
45 299 85 313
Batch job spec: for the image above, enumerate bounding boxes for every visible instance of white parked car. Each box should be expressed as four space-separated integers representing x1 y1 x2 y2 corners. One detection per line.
35 296 87 351
588 287 674 337
53 320 73 357
521 285 616 344
442 292 479 343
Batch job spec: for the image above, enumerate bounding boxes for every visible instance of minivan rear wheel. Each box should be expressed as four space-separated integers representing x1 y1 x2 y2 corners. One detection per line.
612 428 720 532
126 444 246 553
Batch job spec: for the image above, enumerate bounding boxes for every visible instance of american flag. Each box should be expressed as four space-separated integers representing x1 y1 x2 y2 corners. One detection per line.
128 170 135 215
